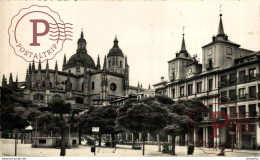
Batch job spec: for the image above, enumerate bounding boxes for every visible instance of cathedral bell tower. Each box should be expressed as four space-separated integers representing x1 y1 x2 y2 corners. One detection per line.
107 36 125 74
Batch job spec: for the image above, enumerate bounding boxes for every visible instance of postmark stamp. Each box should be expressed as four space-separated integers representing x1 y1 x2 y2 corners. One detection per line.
8 5 73 63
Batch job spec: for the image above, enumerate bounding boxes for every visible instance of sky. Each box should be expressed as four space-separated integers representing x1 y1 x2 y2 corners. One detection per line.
0 0 260 88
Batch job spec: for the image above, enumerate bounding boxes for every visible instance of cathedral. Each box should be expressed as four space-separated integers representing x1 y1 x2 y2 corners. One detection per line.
2 31 145 110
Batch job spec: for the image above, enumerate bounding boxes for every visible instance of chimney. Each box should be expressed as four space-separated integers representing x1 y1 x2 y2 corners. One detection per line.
212 35 215 42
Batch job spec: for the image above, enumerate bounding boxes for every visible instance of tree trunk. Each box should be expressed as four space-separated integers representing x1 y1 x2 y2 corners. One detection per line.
60 127 66 156
98 134 101 146
171 134 176 155
157 133 161 152
142 138 145 156
132 133 136 149
79 128 81 145
111 133 115 147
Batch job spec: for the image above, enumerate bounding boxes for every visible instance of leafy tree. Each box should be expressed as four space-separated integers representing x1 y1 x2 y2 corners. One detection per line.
80 105 122 146
117 97 171 155
48 99 72 156
164 99 209 155
0 87 38 135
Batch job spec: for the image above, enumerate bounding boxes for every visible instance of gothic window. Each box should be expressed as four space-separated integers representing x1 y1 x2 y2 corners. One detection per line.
50 82 52 87
33 93 44 101
92 81 94 90
109 60 111 67
120 61 122 67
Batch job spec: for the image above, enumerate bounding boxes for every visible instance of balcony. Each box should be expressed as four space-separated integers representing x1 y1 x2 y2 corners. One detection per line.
238 93 259 101
229 78 237 84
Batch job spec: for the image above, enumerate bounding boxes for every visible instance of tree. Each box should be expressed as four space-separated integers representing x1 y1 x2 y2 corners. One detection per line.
48 99 72 156
0 87 38 136
117 97 171 156
164 99 209 155
80 105 122 147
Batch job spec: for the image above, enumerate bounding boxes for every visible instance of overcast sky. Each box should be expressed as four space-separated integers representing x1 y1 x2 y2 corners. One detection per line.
0 0 260 88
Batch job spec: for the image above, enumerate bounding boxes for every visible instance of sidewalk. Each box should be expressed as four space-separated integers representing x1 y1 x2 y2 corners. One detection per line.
1 139 259 157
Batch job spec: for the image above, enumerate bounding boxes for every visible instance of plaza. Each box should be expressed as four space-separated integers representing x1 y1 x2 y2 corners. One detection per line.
1 139 260 157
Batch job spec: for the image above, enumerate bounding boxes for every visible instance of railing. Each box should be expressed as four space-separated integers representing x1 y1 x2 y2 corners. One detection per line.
219 74 260 87
219 93 259 103
218 112 258 119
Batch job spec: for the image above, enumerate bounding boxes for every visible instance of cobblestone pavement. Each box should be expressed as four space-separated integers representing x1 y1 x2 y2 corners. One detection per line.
1 139 259 157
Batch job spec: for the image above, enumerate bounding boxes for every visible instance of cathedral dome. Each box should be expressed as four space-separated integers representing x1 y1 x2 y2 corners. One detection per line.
67 51 95 68
107 36 124 57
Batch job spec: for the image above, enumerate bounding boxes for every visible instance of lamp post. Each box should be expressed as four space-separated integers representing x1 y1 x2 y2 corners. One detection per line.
14 128 18 156
34 118 38 147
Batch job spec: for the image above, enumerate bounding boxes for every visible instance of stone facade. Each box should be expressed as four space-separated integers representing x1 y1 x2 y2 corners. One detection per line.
153 14 260 150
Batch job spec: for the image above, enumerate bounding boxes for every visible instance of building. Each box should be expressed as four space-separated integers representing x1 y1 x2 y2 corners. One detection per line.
1 31 149 147
153 13 260 150
1 31 146 110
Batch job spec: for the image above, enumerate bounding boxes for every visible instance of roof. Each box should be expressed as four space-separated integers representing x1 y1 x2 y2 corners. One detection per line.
107 36 124 57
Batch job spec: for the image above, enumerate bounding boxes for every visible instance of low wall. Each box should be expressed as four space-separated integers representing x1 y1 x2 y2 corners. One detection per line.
32 137 79 148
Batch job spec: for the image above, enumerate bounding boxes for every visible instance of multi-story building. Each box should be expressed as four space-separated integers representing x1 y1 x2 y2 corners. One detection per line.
153 13 260 150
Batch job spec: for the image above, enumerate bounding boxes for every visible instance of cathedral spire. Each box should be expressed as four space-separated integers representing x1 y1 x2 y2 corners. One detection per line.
9 73 13 84
148 84 151 89
55 60 58 71
46 60 49 70
97 55 101 70
2 74 7 87
113 35 119 48
38 59 41 71
32 59 35 72
16 73 18 83
81 29 84 38
217 14 225 37
29 63 32 74
63 54 66 67
103 55 107 70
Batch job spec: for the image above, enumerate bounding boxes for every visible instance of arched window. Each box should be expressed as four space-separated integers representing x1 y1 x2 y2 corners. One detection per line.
50 82 52 87
33 93 44 101
52 94 62 100
109 60 111 67
92 81 94 90
120 61 122 67
82 83 84 91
